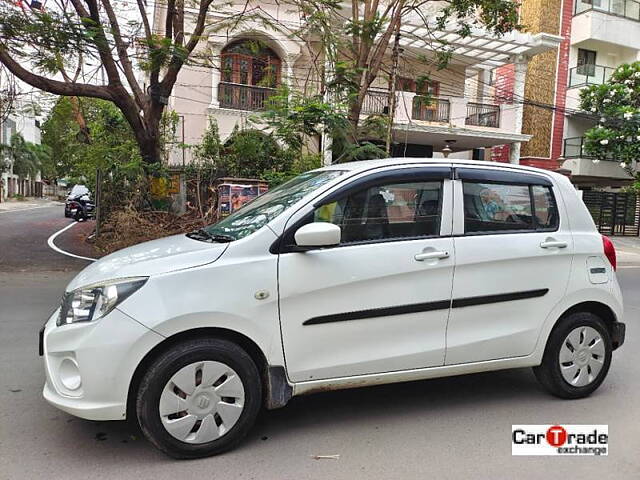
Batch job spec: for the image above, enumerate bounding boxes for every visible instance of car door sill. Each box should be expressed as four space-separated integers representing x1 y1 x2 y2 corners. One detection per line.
292 354 537 396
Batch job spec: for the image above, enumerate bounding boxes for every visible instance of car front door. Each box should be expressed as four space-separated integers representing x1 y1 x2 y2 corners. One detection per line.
445 167 573 365
277 166 455 383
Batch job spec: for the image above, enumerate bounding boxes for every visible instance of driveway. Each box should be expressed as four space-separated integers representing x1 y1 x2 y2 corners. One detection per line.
1 206 638 479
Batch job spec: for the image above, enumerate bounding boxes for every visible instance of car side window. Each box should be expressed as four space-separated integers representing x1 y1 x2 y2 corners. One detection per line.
463 181 559 234
314 181 442 243
463 182 534 233
532 185 559 230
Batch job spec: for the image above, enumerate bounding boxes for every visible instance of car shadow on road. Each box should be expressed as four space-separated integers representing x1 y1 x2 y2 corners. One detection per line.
56 366 550 460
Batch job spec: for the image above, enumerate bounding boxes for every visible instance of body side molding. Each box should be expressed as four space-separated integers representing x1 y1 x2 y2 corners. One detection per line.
303 289 549 326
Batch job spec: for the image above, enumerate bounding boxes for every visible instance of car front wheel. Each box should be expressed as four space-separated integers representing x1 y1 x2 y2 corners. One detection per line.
136 338 262 459
534 312 612 399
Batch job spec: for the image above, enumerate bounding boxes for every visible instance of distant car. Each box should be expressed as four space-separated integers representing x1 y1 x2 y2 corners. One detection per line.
42 159 625 459
64 185 90 217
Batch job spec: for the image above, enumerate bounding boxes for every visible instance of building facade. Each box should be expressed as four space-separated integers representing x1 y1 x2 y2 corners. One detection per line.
155 1 562 167
0 105 43 201
494 0 639 187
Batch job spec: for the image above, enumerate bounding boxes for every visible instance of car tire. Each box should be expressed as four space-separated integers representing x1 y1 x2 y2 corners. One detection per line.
136 338 262 459
533 312 612 399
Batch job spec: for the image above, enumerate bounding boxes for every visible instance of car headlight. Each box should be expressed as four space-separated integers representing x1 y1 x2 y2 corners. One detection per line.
57 277 147 326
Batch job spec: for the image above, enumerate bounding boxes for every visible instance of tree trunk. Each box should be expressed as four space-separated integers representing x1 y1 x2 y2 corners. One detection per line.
137 132 162 165
348 101 362 132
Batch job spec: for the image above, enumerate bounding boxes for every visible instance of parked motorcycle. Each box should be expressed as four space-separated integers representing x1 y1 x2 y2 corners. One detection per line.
68 194 95 221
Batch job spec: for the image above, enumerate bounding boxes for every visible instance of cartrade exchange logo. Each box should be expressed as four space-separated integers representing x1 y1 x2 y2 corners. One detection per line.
512 425 608 456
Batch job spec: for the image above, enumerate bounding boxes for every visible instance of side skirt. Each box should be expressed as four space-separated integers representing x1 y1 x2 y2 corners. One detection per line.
292 354 540 397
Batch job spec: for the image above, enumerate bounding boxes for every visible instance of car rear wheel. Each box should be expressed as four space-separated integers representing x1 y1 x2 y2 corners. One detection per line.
136 338 262 459
534 312 612 399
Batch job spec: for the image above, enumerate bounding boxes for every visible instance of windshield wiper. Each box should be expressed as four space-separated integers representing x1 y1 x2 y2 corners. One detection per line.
186 229 234 243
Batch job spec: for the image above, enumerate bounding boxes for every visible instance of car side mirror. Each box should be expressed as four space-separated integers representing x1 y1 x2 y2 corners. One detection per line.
294 222 341 249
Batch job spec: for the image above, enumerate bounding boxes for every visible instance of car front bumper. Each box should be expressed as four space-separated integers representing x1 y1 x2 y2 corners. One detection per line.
41 307 164 421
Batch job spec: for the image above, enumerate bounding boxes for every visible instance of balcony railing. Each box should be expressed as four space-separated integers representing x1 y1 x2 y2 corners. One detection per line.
568 65 615 88
466 102 500 128
218 82 277 111
574 0 640 22
563 136 615 159
412 97 450 122
362 89 389 115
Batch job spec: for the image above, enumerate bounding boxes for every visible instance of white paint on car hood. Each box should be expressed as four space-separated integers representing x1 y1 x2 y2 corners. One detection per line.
66 234 228 291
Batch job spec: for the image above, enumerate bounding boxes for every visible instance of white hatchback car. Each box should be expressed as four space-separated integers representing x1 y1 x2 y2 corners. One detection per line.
41 159 625 458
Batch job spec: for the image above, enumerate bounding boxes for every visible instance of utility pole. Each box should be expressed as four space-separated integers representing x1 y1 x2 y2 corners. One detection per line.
386 24 401 156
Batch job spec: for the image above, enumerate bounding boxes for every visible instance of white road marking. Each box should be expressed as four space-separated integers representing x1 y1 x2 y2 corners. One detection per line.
47 221 97 262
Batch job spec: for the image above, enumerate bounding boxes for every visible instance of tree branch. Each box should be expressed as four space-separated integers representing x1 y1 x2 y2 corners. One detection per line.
161 0 214 91
165 0 175 40
71 0 122 86
173 0 185 46
0 46 113 101
101 0 146 109
136 0 153 40
366 0 404 85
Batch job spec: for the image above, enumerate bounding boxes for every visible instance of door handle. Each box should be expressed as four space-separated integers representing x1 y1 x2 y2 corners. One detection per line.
540 240 567 249
414 251 450 261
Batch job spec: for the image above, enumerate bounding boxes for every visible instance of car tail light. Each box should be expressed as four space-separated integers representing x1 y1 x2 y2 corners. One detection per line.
602 235 617 271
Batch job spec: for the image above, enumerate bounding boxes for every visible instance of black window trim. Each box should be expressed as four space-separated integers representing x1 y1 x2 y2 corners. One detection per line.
455 167 553 186
460 174 560 237
271 166 452 253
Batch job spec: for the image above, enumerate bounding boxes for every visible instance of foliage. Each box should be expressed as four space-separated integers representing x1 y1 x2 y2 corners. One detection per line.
258 86 386 163
0 133 46 180
262 154 324 186
258 87 350 154
288 0 522 132
580 62 640 164
0 0 236 164
223 127 294 178
41 97 142 185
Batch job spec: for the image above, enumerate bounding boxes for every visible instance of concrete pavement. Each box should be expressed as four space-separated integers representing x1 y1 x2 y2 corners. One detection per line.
0 198 62 213
1 206 639 479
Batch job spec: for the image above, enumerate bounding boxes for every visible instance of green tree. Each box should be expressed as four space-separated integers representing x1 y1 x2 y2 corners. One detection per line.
258 86 386 162
0 0 232 165
286 0 521 132
580 61 640 165
41 97 142 185
0 133 44 181
222 127 293 178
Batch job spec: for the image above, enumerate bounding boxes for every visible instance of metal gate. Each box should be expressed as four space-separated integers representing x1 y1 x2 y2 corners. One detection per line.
582 191 640 236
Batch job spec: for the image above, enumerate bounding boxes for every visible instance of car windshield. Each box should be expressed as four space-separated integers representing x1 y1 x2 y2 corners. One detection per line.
69 185 89 197
202 170 345 241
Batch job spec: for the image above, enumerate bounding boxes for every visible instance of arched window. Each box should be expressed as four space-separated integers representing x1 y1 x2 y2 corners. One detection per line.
221 40 281 88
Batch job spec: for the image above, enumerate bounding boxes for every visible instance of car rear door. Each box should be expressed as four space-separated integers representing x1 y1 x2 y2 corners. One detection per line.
445 167 573 365
277 166 455 382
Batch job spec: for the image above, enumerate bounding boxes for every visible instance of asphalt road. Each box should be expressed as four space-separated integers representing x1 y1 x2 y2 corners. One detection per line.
1 206 639 479
0 204 92 272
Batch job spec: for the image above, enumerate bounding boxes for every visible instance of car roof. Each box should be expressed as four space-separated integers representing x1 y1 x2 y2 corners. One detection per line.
319 158 563 180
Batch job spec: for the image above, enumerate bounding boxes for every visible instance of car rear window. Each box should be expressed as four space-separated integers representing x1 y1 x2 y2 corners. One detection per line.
463 182 558 234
